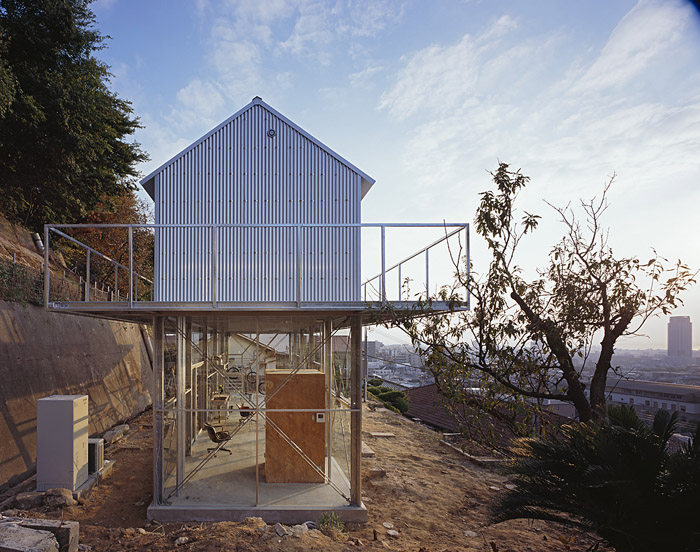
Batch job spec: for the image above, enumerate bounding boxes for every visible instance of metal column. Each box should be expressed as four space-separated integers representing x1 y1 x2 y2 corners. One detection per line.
350 315 362 505
185 318 194 453
176 316 186 493
324 319 332 482
203 324 209 419
153 316 164 505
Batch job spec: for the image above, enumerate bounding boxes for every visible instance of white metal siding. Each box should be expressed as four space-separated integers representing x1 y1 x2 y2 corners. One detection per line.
154 104 361 303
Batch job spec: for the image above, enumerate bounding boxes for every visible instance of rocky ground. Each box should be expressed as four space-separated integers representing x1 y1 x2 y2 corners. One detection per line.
1 403 608 552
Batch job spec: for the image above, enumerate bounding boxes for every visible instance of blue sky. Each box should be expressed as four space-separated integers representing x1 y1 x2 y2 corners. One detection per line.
93 0 700 349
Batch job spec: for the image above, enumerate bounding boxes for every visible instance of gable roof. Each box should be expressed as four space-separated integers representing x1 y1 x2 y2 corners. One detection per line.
139 96 375 200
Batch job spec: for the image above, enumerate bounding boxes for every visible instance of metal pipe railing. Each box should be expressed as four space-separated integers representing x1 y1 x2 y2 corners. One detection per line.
43 222 469 307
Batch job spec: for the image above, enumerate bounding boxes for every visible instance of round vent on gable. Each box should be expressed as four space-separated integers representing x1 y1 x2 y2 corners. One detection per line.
266 128 276 138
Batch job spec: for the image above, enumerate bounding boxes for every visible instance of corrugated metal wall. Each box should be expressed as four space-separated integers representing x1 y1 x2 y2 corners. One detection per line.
154 103 361 303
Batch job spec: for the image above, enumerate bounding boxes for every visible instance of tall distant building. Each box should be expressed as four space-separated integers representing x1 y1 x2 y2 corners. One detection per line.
668 316 692 357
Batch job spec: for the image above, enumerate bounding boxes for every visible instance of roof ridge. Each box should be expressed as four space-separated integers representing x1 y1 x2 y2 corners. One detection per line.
139 97 375 200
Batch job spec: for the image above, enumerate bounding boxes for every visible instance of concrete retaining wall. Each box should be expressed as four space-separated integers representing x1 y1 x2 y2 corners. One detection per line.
0 300 153 490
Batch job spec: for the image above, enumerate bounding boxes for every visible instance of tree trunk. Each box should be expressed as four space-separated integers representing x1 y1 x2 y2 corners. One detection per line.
589 368 608 421
509 290 593 422
590 334 615 421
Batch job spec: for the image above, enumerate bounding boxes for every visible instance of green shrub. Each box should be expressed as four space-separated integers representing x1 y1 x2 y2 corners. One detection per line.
493 406 700 552
318 511 345 536
377 390 404 402
368 378 384 387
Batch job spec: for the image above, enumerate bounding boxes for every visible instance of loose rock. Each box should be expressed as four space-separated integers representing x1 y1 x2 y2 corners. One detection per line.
290 524 308 537
505 483 517 490
44 489 77 508
368 468 387 479
0 524 59 552
386 529 399 538
465 530 478 537
13 492 44 510
382 522 394 529
242 517 266 530
17 519 78 552
175 536 189 545
274 523 288 537
103 424 129 444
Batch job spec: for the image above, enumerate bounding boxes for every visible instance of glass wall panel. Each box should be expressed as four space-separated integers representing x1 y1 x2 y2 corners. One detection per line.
156 315 357 510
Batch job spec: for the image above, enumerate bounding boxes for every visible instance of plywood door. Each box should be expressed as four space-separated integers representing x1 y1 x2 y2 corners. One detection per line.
265 370 326 483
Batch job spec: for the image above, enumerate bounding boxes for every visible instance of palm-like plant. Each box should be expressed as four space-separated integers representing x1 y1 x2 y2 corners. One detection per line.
493 406 700 551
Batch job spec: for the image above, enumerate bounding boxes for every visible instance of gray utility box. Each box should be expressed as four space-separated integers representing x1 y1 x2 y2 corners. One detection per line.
37 395 89 491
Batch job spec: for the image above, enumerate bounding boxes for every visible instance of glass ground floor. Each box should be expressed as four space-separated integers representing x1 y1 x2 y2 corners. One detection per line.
147 313 366 523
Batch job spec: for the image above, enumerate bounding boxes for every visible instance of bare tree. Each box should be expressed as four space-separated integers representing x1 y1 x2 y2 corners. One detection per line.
394 163 695 428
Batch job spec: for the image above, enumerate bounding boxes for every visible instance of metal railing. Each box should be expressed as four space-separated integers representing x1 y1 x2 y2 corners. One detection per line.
43 222 469 309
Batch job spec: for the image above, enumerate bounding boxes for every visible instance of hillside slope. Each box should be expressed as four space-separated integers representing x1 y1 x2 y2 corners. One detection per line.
28 404 608 552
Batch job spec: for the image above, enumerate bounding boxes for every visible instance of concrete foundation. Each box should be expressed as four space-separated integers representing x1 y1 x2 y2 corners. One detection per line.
149 417 365 523
147 502 367 524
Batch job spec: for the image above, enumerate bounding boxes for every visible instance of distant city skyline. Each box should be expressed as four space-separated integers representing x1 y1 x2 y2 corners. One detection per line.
93 1 700 348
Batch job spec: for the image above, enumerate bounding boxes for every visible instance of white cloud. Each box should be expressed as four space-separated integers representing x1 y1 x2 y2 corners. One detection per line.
170 79 227 129
378 34 481 119
378 14 522 119
91 0 118 13
573 0 690 93
341 0 406 37
373 0 700 348
477 14 517 43
349 64 383 88
280 1 335 64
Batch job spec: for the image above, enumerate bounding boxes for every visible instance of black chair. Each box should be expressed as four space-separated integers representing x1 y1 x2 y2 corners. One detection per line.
203 422 232 455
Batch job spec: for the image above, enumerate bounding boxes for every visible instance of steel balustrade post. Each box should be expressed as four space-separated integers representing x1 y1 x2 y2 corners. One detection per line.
43 226 49 307
296 225 301 307
85 250 90 302
425 248 429 298
398 263 402 301
380 226 386 303
128 226 133 308
211 227 217 308
465 224 470 309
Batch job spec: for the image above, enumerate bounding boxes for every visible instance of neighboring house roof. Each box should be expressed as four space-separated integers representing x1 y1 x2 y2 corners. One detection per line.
139 96 375 201
406 383 459 431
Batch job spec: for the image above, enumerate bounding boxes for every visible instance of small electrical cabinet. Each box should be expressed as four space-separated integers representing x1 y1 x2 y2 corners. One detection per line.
37 395 89 491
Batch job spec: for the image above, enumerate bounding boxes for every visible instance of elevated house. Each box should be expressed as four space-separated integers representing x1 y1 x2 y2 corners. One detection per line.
43 97 469 523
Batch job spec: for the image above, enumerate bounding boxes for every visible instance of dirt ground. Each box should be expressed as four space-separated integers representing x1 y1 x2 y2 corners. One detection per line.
7 404 607 552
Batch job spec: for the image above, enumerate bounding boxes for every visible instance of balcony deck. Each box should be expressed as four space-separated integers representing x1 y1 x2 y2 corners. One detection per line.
45 299 463 327
43 222 470 326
